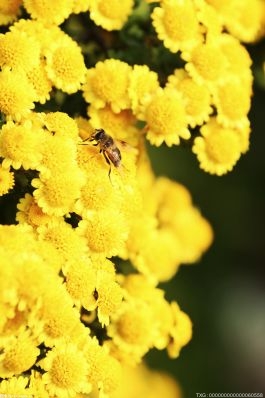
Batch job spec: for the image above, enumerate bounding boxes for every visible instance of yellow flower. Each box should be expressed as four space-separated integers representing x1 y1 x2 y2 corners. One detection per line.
0 68 36 120
213 79 252 129
45 33 86 94
143 88 190 146
0 376 31 395
16 194 56 226
128 64 160 119
72 0 91 14
166 69 212 127
23 0 74 25
0 332 39 378
0 120 44 170
0 30 40 73
192 118 243 175
184 41 227 88
0 165 14 196
151 0 202 53
195 0 222 38
89 0 134 31
41 340 91 397
167 302 192 358
29 371 50 398
0 0 22 26
83 59 132 113
43 111 79 140
26 60 53 104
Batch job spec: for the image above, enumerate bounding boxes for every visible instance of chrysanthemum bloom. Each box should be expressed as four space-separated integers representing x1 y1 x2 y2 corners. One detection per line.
0 165 14 196
72 0 90 14
0 30 40 73
23 0 74 25
83 59 132 113
128 65 160 119
89 0 134 30
40 340 92 397
151 0 203 53
192 118 243 175
166 69 212 127
142 88 190 146
0 68 36 120
194 0 223 38
0 332 39 377
45 33 86 94
26 60 53 104
213 79 252 129
16 194 53 226
0 376 31 396
0 120 45 170
0 0 22 25
43 112 79 140
167 302 192 358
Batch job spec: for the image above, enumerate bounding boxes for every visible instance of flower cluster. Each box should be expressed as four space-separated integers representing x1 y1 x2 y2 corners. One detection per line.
0 0 263 397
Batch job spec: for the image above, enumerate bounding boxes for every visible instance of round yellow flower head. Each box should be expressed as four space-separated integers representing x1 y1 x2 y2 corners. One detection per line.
128 64 160 119
83 59 132 113
0 376 31 396
0 332 39 378
89 0 134 31
0 165 14 196
42 112 79 140
166 69 212 127
16 194 54 227
0 30 40 73
214 79 252 129
45 33 86 94
0 120 44 170
23 0 74 25
151 0 203 53
0 0 22 26
192 118 243 175
40 340 92 397
0 68 36 120
143 88 190 146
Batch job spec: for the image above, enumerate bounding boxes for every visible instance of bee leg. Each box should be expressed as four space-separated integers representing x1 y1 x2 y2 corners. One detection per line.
102 151 112 182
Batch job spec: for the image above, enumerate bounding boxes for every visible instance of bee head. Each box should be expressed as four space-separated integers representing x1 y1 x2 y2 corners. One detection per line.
92 128 105 141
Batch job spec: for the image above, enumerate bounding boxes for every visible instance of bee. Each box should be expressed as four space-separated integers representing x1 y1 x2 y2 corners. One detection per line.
86 129 122 178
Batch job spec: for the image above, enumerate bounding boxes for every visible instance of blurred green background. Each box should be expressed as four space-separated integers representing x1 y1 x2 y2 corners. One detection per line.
146 68 265 396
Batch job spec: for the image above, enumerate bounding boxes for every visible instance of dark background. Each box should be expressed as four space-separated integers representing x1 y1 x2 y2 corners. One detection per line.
146 82 265 396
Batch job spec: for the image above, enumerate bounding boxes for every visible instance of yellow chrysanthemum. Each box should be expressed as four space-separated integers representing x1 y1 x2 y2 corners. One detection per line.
0 68 36 120
29 371 50 398
184 42 227 88
0 376 31 395
0 165 14 196
45 33 86 94
77 211 128 257
83 59 132 113
0 120 44 170
72 0 91 14
192 118 243 175
89 0 134 31
151 0 202 53
143 88 190 146
23 0 74 25
128 64 160 119
88 105 139 146
0 30 40 73
16 193 54 226
41 340 91 397
213 80 252 129
0 0 22 26
167 302 192 358
194 0 222 38
26 60 53 104
166 69 212 127
0 332 39 378
43 112 79 140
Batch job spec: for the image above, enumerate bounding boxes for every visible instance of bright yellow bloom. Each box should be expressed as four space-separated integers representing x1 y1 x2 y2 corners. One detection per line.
72 0 91 13
0 165 14 196
89 0 134 31
213 79 252 129
45 33 86 94
128 64 160 119
16 194 54 226
151 0 202 53
0 120 44 170
23 0 74 25
26 60 53 104
194 0 222 38
143 88 190 146
0 0 22 26
166 69 212 127
192 118 243 175
0 332 39 378
167 302 192 358
0 376 31 395
0 30 40 73
0 68 36 120
83 59 132 113
43 111 79 140
41 340 91 397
